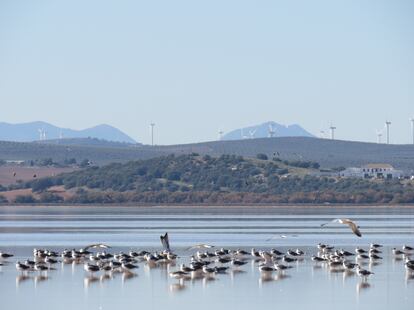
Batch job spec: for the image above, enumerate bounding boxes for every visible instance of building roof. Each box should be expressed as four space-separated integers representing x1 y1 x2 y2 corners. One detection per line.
362 163 394 169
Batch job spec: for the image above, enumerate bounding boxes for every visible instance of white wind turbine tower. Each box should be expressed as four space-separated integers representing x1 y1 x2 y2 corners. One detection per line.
329 125 336 140
150 123 155 146
249 129 257 139
218 130 224 141
410 118 414 145
385 121 391 144
38 129 46 141
268 124 276 138
241 128 248 139
376 129 383 144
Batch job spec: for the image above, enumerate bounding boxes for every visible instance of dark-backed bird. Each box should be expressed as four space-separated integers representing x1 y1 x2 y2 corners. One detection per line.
356 266 374 280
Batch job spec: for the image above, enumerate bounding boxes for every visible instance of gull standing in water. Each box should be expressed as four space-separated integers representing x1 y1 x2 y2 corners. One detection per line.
320 218 362 237
356 265 374 281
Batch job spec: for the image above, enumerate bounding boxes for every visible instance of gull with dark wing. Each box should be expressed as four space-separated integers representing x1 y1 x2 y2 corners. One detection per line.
320 218 362 237
160 233 171 252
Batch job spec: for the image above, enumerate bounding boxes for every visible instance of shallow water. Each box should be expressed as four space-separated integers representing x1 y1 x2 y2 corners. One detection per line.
0 205 413 310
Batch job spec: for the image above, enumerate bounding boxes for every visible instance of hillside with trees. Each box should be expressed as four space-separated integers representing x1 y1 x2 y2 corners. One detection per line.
1 154 414 205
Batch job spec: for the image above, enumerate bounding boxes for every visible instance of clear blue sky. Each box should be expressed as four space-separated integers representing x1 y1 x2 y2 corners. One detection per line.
0 0 413 145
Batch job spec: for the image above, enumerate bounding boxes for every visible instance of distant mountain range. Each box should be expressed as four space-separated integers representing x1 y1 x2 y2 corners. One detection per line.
0 122 137 144
222 121 315 140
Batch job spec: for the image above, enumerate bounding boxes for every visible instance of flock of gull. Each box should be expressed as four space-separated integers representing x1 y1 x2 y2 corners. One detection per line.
0 218 413 290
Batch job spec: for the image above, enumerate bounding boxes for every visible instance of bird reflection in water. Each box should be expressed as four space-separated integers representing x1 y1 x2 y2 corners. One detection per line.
274 273 290 281
100 273 113 283
405 271 414 284
356 281 371 295
122 271 137 283
342 270 355 281
230 269 246 277
202 276 216 289
34 274 49 287
169 279 187 293
84 275 99 288
16 274 31 288
259 272 274 286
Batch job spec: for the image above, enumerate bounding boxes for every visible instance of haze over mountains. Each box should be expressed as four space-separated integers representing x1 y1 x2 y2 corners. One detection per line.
0 122 136 144
222 121 314 140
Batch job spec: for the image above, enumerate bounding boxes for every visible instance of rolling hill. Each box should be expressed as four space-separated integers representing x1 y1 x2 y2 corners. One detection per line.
0 137 414 171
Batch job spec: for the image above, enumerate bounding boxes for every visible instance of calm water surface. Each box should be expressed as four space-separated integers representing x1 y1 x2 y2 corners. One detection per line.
0 205 413 310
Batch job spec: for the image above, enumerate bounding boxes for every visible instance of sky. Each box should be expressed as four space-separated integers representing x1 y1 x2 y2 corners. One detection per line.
0 0 413 145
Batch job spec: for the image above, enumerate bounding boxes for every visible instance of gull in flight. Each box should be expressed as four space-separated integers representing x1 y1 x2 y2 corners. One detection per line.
320 218 362 237
82 244 111 251
186 244 215 250
266 234 298 241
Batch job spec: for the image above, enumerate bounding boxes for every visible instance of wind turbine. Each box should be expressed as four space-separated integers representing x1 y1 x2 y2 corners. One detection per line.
38 129 46 141
249 129 257 139
385 121 391 144
241 128 248 139
218 130 224 141
329 125 336 140
376 129 383 144
410 118 414 145
268 124 276 138
150 123 155 146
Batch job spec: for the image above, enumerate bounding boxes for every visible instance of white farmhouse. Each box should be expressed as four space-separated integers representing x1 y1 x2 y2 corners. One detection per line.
340 164 403 179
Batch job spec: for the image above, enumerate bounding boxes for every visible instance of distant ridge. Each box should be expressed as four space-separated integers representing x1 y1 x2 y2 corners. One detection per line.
222 121 314 140
0 121 137 144
36 137 141 148
1 136 414 171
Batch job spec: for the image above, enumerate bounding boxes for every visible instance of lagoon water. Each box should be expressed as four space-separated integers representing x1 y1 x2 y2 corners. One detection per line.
0 205 413 310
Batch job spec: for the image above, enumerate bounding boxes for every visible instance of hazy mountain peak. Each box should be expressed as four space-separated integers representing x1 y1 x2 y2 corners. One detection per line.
0 121 137 143
222 121 314 140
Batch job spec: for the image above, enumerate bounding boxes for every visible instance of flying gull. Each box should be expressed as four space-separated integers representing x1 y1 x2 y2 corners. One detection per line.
320 218 362 237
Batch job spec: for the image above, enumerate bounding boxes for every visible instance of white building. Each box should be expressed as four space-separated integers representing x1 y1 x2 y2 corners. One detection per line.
340 164 403 179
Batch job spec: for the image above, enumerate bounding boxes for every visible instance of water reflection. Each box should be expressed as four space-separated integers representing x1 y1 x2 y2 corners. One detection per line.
122 271 137 283
34 274 49 287
84 275 99 288
1 206 414 310
16 274 31 287
274 273 290 281
169 279 187 293
356 281 371 295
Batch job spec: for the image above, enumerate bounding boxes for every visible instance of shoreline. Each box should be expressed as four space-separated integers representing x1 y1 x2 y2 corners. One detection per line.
1 203 414 209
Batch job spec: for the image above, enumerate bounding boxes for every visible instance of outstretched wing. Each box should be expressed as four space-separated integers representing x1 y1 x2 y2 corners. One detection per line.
348 222 362 237
320 218 340 227
83 243 111 251
186 244 215 250
160 232 171 252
